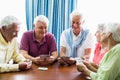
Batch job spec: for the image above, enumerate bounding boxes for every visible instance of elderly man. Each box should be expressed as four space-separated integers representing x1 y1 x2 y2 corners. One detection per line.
59 10 94 65
20 15 58 66
0 15 32 73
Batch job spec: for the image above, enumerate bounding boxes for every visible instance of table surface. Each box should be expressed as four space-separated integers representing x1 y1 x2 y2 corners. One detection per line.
0 62 91 80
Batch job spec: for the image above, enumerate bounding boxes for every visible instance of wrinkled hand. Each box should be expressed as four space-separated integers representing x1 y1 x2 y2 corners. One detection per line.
32 57 43 65
57 57 68 65
77 62 86 72
82 61 92 68
64 57 76 65
58 57 76 65
46 56 55 64
33 56 55 66
83 61 98 72
76 62 90 76
82 55 90 61
19 59 32 71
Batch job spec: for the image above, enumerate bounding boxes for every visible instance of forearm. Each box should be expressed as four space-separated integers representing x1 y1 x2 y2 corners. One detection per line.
60 46 66 57
60 52 66 57
83 48 91 60
0 64 19 73
51 51 58 60
21 52 35 62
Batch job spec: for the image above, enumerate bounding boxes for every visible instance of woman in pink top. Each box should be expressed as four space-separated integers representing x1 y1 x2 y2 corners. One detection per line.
78 23 108 72
93 24 108 65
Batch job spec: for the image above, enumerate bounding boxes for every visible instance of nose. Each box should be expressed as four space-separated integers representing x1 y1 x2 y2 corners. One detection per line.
72 23 78 28
13 32 18 37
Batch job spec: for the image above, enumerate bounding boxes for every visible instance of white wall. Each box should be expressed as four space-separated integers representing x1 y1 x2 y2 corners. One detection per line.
77 0 120 33
77 0 120 61
0 0 27 42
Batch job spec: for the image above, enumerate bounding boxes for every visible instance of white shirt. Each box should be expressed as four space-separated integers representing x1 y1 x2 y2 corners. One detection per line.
60 28 95 58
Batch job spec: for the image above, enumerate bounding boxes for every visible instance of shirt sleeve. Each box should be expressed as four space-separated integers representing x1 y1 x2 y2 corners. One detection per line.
49 34 57 53
12 38 26 63
90 45 120 80
20 32 29 51
0 64 19 73
0 38 26 73
60 31 68 47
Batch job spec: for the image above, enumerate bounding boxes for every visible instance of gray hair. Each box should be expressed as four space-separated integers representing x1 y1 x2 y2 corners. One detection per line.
33 15 49 27
0 15 21 28
104 23 120 42
70 10 83 21
97 23 105 32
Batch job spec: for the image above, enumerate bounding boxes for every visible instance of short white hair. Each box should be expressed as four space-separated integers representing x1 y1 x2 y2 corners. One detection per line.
104 22 120 42
70 10 83 21
0 15 21 28
97 23 105 32
33 15 49 27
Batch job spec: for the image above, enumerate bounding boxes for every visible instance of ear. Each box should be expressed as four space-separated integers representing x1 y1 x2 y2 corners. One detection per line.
107 32 112 38
1 26 7 31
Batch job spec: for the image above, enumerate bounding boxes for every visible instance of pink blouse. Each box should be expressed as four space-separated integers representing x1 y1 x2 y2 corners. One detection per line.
93 42 108 65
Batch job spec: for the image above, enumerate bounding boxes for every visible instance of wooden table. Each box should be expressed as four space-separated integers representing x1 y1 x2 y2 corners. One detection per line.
0 62 91 80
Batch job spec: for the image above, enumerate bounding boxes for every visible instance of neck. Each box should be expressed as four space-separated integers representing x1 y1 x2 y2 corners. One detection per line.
108 39 119 50
101 42 108 49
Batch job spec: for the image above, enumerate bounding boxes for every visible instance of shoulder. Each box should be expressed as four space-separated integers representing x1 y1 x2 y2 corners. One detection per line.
112 44 120 52
11 38 18 46
45 32 55 39
23 30 33 35
22 30 34 39
85 29 94 37
61 28 71 36
62 28 71 33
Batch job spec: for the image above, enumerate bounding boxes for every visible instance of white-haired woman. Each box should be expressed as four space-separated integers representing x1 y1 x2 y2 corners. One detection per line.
77 22 120 80
20 15 58 66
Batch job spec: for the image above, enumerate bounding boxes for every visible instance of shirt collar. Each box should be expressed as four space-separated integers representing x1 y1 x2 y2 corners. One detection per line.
0 32 9 45
32 31 47 44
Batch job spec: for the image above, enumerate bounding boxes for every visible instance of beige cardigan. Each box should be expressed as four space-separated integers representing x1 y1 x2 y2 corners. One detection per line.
0 33 26 73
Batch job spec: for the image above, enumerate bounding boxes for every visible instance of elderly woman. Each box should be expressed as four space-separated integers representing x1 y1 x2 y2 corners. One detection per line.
77 22 120 80
93 23 108 65
82 23 109 72
20 15 58 66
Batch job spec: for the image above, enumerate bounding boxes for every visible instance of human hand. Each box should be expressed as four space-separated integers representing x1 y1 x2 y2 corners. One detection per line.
82 61 92 68
58 56 76 65
33 55 55 66
57 57 68 65
45 56 55 64
83 61 98 72
76 62 91 76
82 55 90 61
62 57 76 65
19 59 32 71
